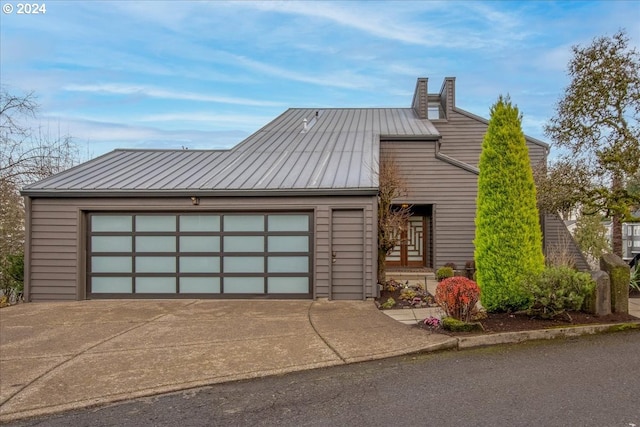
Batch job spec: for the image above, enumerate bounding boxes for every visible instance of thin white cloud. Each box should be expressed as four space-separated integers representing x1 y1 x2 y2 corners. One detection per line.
240 1 527 50
63 84 284 107
248 1 437 46
43 116 247 156
228 54 379 90
137 112 275 127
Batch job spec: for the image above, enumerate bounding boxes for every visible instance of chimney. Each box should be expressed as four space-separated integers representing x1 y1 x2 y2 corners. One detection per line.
411 78 428 119
440 77 456 115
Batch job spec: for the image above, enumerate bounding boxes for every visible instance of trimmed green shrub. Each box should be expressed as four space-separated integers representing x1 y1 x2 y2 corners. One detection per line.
474 96 545 312
435 277 480 322
399 288 416 301
522 266 596 319
436 266 454 282
380 297 396 309
441 317 484 332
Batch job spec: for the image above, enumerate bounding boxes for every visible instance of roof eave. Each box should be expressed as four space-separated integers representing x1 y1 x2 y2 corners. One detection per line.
381 134 440 141
21 187 379 198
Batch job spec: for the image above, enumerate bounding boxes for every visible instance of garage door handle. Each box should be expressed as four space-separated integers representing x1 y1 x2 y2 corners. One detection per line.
332 252 337 263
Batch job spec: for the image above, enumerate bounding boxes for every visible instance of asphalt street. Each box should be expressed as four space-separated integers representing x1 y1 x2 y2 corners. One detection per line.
7 330 640 427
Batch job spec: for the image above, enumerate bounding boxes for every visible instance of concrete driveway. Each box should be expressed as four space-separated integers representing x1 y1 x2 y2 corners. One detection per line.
0 299 455 422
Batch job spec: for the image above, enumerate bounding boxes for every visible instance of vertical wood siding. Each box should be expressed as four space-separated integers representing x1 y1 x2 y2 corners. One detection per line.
27 195 376 301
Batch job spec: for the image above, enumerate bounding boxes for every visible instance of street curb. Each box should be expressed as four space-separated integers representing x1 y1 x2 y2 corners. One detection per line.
343 337 459 363
455 321 640 349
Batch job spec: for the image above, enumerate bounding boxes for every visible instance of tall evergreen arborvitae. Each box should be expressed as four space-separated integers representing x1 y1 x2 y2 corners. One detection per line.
474 96 545 312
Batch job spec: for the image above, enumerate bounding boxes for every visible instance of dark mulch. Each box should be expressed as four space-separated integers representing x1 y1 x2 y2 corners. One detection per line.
377 287 639 335
429 310 639 336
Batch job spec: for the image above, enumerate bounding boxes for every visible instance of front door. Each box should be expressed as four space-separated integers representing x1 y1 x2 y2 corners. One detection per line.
387 215 427 267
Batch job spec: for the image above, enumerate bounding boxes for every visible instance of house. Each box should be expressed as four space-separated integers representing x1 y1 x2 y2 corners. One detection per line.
623 221 640 262
21 77 550 302
565 208 640 263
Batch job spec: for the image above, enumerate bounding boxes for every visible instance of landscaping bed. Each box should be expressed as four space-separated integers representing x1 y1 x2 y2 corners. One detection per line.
416 310 639 335
377 283 639 335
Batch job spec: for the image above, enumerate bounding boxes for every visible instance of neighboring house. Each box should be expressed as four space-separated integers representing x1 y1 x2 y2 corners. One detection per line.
622 222 640 261
569 208 640 262
21 77 550 302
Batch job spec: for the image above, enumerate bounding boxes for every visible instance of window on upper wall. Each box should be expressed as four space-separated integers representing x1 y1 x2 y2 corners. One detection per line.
428 105 444 120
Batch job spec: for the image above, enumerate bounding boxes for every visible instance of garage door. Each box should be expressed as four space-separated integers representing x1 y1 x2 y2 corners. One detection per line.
87 212 312 298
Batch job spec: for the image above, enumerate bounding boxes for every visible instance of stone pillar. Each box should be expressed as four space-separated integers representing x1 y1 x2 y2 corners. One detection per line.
600 253 630 314
584 270 611 316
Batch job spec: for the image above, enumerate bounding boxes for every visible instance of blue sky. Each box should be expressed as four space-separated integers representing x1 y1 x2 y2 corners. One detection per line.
1 0 639 160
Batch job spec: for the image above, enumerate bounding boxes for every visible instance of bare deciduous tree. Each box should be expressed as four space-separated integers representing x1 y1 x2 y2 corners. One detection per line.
377 153 410 284
1 87 77 187
1 87 78 296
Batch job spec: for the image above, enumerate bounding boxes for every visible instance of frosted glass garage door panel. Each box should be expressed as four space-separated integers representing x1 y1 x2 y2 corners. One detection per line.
268 236 309 252
180 277 221 293
92 215 132 232
136 257 176 273
180 257 220 273
224 257 264 273
92 277 132 293
180 215 220 232
92 257 132 273
268 215 309 231
224 236 264 252
268 277 309 293
136 236 176 252
91 236 132 252
135 215 176 232
224 215 264 231
136 277 176 293
268 256 309 273
224 277 264 293
180 236 220 252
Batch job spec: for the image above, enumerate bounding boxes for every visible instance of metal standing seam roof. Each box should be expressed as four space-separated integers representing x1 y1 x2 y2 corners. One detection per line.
22 108 440 196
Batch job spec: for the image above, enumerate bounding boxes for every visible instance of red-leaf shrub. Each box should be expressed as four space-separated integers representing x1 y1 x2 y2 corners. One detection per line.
435 277 480 322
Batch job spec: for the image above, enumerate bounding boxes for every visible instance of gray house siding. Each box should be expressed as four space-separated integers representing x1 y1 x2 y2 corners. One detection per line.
384 77 548 269
24 195 376 302
28 199 81 301
381 141 479 268
436 110 547 167
433 77 547 168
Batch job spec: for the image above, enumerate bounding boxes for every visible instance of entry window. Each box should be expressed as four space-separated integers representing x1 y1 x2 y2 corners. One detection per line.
88 212 312 297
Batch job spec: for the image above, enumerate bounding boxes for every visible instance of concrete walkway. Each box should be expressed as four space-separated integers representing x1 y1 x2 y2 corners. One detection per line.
0 300 455 422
